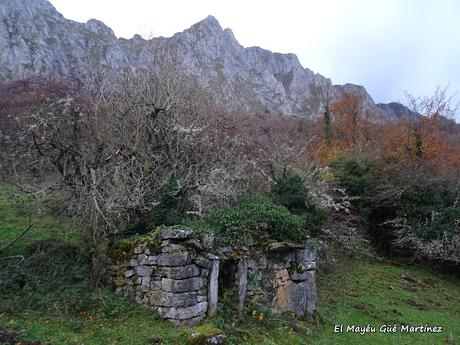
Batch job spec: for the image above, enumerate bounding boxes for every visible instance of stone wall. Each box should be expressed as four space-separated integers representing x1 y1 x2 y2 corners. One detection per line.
107 228 317 325
223 240 318 316
107 228 219 325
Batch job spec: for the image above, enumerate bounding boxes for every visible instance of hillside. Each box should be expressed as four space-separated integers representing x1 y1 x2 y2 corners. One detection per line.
0 186 458 345
0 0 411 119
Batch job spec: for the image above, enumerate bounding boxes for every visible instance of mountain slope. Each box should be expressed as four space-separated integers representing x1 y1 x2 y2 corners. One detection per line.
0 0 412 118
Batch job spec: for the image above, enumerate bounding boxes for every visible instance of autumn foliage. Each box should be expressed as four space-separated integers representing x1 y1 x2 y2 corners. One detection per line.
314 90 460 177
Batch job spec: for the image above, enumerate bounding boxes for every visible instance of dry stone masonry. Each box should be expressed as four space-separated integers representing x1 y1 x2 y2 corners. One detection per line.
222 240 318 316
107 227 317 325
107 228 219 325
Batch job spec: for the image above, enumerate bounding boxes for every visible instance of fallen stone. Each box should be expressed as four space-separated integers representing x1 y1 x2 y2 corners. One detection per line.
189 329 225 345
206 335 226 345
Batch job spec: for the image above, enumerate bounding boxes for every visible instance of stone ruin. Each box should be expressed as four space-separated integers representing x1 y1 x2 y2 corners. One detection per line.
106 227 318 325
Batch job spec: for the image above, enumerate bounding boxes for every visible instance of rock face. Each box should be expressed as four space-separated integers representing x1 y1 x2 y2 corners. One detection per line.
0 0 411 119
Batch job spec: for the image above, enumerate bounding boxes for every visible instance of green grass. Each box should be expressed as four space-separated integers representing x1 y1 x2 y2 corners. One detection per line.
0 185 459 344
0 185 78 255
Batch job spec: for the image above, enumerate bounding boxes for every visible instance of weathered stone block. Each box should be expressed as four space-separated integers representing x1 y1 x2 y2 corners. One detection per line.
162 277 203 293
148 255 158 265
157 301 208 320
201 233 215 250
138 254 149 265
272 280 307 316
160 228 194 240
157 252 192 266
150 280 162 291
141 277 151 287
151 291 197 307
305 270 318 314
135 266 152 277
200 268 209 278
194 257 213 269
163 264 200 279
124 269 135 278
160 243 187 253
272 261 291 270
197 295 207 303
268 242 303 252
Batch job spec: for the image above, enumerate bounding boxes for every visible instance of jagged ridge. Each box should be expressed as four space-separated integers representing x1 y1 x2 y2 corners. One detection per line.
0 0 410 118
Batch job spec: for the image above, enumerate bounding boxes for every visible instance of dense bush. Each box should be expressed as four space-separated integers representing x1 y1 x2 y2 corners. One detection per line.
202 195 308 247
271 172 310 213
271 171 330 236
331 154 460 264
330 155 380 197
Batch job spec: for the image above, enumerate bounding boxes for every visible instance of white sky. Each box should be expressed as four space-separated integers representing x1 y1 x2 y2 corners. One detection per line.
49 0 460 114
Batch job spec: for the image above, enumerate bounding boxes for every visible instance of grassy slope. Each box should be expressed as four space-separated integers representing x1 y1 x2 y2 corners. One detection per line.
0 185 458 345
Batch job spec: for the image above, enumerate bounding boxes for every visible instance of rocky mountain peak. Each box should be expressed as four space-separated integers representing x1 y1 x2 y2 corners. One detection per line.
85 19 116 37
0 0 409 119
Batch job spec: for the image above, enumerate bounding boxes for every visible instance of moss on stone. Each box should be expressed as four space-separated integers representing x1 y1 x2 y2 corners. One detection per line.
186 325 223 345
109 239 134 263
109 228 163 262
133 228 162 254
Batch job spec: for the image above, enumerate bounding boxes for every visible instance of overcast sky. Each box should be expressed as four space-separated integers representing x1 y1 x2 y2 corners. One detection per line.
50 0 460 114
